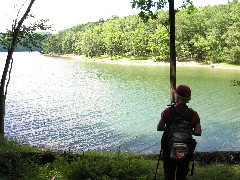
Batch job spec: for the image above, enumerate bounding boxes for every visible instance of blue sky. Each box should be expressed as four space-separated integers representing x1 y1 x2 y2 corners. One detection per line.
0 0 231 32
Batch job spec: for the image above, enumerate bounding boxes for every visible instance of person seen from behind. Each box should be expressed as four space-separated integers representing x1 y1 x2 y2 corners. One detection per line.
157 85 202 180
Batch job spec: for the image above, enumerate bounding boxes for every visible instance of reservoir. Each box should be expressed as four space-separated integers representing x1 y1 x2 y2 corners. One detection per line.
0 52 239 153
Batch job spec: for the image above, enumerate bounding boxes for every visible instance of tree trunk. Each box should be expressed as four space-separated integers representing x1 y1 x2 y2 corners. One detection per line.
169 0 176 104
0 0 36 137
0 51 14 138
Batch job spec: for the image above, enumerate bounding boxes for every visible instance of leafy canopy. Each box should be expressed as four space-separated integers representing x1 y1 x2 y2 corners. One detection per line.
131 0 194 21
0 3 52 51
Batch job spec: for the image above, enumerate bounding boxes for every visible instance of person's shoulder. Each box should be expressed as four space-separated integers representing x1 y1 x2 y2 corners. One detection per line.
189 108 200 124
187 106 197 113
189 108 199 115
161 106 172 115
164 105 173 112
188 107 200 117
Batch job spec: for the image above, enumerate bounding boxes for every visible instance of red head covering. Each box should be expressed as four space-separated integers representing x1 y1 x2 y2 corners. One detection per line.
175 85 191 97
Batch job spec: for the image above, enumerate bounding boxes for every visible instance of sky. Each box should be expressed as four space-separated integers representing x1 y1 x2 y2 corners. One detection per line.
0 0 231 33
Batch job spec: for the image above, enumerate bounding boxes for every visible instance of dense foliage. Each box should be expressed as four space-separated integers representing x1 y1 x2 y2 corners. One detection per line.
0 43 41 52
42 1 240 64
1 139 240 179
0 32 51 52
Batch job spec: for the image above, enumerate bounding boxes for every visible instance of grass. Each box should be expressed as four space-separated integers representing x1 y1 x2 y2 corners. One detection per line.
0 138 240 180
0 138 38 153
189 164 240 180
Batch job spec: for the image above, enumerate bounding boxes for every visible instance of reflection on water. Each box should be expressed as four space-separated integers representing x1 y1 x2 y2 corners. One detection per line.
0 52 240 153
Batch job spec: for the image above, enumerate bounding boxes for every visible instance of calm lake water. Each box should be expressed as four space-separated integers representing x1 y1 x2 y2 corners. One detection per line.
0 52 239 154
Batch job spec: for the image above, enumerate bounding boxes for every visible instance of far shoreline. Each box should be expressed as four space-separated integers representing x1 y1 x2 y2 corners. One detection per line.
46 53 240 71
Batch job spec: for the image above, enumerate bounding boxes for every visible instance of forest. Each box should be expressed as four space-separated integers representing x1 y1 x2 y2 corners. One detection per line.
0 44 41 52
0 32 51 52
37 1 240 64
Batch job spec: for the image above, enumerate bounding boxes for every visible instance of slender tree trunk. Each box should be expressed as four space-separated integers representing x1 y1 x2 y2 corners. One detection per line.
0 0 35 137
0 55 15 138
169 0 176 103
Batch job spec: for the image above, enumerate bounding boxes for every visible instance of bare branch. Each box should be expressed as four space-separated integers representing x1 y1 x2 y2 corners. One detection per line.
14 0 28 30
10 0 36 49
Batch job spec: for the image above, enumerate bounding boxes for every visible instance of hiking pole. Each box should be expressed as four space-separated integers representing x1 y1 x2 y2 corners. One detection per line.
154 148 162 180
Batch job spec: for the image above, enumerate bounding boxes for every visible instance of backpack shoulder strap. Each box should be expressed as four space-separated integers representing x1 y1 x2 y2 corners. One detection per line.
169 105 176 125
186 108 194 123
163 105 194 133
171 106 194 123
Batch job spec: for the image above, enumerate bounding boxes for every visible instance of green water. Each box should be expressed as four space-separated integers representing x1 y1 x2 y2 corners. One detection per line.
1 52 239 153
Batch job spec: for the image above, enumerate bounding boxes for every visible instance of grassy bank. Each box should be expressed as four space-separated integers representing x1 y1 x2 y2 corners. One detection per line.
1 139 240 180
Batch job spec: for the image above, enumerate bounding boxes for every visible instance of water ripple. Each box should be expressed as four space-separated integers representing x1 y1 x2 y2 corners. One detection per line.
2 52 240 153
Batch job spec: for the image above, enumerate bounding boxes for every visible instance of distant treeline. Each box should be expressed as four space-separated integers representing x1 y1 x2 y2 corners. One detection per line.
0 32 51 52
42 1 240 64
0 45 42 52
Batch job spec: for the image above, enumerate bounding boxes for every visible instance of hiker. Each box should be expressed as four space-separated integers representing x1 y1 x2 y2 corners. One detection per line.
157 85 202 180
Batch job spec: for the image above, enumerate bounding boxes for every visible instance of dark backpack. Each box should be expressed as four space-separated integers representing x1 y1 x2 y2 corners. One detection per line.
162 105 196 161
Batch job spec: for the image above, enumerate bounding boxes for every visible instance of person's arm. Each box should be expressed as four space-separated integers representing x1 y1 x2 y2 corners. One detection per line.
157 109 169 131
193 123 202 136
157 118 165 131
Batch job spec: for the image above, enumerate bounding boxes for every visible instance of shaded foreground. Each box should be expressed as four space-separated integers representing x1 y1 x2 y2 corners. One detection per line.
147 151 240 165
1 144 240 179
1 151 240 180
1 139 240 179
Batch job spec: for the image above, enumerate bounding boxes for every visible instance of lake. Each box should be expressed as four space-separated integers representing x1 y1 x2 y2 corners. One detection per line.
0 52 239 154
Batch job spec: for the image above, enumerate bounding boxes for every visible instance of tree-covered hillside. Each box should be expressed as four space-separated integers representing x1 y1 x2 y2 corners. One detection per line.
0 44 42 52
0 32 51 52
42 1 240 64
